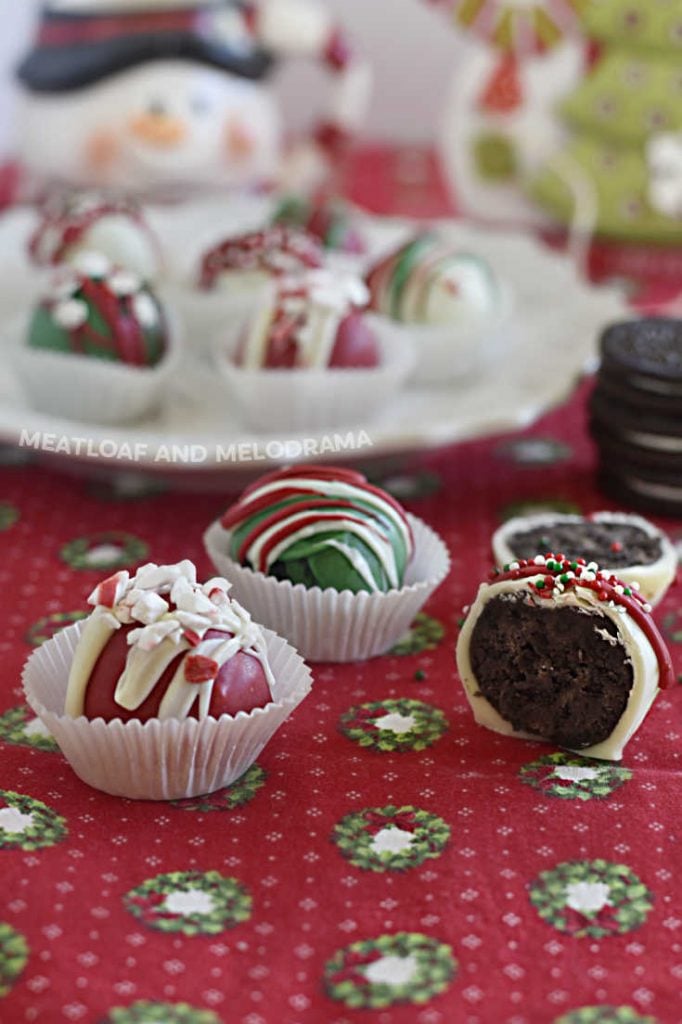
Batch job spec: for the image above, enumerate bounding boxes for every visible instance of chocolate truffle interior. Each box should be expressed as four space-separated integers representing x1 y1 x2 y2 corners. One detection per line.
506 521 661 569
470 594 633 749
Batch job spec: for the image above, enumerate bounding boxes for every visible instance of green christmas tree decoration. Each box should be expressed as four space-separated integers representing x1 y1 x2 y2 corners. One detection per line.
531 0 682 244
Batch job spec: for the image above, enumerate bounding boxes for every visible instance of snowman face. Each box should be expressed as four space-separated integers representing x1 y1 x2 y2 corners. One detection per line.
19 60 281 191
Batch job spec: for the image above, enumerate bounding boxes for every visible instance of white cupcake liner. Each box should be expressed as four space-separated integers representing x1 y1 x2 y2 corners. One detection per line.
22 622 313 800
204 513 450 662
12 310 182 426
399 282 514 387
168 285 264 359
213 315 416 433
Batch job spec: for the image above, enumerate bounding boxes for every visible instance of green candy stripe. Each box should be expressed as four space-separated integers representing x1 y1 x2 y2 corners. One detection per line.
388 235 438 321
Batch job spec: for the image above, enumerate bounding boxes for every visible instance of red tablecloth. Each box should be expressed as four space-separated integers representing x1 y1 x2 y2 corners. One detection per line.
2 376 682 1024
2 148 682 1024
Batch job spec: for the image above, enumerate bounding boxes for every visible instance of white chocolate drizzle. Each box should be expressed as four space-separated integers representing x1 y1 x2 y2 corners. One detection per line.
65 561 275 720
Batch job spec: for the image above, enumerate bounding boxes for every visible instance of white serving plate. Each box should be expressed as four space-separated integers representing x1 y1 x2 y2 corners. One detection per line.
0 195 627 480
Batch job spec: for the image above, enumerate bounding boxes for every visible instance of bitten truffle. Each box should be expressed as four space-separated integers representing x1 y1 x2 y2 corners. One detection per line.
456 553 674 760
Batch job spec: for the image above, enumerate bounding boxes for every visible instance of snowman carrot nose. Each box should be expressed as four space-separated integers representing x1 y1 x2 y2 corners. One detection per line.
129 112 188 148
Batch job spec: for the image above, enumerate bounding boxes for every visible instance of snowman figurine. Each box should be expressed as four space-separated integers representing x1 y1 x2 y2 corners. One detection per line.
16 0 371 195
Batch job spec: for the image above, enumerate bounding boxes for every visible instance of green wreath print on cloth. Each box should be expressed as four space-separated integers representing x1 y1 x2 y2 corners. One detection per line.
0 922 29 998
333 806 451 872
495 437 572 467
390 614 445 656
100 1001 223 1024
123 870 252 936
554 1007 658 1024
340 699 448 753
60 531 149 571
170 765 266 812
519 754 632 801
530 859 653 938
324 932 455 1010
25 610 88 647
0 706 59 753
0 503 18 532
0 791 68 851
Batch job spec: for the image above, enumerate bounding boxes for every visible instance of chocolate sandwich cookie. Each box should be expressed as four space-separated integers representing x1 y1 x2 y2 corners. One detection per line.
590 390 682 457
591 427 682 516
598 461 682 519
599 318 682 397
594 366 682 419
590 318 682 516
492 511 676 606
456 554 675 761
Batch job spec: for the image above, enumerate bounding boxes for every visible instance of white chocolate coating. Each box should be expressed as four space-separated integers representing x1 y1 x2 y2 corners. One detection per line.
492 512 677 607
456 575 661 761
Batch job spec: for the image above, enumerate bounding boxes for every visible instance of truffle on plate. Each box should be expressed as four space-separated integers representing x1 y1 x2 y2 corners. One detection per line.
15 251 177 423
217 268 413 432
365 233 510 385
28 189 160 281
366 233 500 326
272 195 366 254
456 553 675 760
199 225 324 293
492 511 677 606
235 268 378 369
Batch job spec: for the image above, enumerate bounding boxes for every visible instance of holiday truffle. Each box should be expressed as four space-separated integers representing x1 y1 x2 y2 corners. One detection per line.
456 554 675 760
492 511 677 606
272 195 365 254
199 226 324 293
65 561 275 723
365 233 500 326
28 252 167 367
235 268 378 369
590 318 682 515
28 190 160 281
219 465 415 594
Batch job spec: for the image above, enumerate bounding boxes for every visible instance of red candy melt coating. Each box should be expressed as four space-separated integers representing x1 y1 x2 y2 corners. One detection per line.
329 313 379 368
83 626 272 723
235 312 379 369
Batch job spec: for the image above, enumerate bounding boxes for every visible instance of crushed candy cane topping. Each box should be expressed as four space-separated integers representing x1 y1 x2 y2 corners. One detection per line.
88 560 267 658
66 561 276 720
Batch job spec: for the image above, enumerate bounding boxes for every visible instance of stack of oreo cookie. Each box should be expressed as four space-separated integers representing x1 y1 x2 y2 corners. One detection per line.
590 318 682 516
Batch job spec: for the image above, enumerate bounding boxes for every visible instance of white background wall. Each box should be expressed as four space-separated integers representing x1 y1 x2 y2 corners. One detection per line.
0 0 464 156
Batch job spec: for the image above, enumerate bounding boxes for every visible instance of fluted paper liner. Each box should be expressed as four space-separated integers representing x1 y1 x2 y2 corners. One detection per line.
403 282 514 386
169 286 262 357
214 315 416 433
23 623 313 801
12 311 182 425
204 513 450 662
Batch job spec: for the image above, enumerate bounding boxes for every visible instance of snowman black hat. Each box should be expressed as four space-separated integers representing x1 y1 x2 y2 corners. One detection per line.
18 0 275 93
